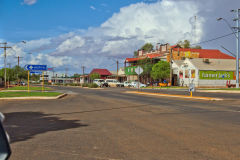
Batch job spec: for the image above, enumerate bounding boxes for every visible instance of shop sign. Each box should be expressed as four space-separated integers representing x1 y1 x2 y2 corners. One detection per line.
125 66 137 75
199 71 234 80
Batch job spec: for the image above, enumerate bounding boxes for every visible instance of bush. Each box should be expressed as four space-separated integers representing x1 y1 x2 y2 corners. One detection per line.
89 83 98 88
82 83 89 87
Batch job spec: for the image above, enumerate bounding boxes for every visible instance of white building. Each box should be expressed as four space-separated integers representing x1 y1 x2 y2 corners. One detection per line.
172 58 240 87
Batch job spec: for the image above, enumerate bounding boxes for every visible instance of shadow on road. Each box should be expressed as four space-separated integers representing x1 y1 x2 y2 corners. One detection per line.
3 112 88 143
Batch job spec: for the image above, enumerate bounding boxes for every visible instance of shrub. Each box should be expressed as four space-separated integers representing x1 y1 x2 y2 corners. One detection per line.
82 83 89 87
89 83 98 88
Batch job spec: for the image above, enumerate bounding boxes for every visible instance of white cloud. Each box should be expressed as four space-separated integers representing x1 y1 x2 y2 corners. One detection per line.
22 0 37 5
90 6 96 10
56 36 85 53
6 0 240 74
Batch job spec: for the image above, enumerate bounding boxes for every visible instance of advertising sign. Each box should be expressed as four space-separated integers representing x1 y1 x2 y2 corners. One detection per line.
199 71 234 80
125 66 137 75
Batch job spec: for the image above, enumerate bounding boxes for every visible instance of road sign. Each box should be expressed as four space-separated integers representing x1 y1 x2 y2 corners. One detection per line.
25 65 47 71
30 71 42 74
188 83 195 92
135 66 143 75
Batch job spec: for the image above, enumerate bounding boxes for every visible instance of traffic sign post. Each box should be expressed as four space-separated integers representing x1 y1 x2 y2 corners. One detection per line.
188 83 195 97
135 66 143 91
28 71 30 93
24 65 47 71
24 64 47 93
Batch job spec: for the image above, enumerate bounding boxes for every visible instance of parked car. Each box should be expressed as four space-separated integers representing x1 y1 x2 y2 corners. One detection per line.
116 81 124 87
105 79 123 87
124 81 131 87
92 79 108 87
130 81 147 88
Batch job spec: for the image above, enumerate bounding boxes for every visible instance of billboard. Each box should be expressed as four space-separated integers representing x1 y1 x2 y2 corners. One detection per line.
199 71 234 80
125 66 137 75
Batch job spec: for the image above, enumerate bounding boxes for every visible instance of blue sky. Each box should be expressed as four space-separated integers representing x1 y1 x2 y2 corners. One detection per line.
0 0 240 74
0 0 157 42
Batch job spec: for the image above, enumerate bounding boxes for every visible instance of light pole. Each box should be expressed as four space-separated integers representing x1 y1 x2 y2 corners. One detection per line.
217 9 240 88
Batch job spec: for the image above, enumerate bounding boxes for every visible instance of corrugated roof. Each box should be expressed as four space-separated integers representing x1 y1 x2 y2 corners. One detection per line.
189 59 239 70
90 69 112 76
172 48 235 59
173 60 184 67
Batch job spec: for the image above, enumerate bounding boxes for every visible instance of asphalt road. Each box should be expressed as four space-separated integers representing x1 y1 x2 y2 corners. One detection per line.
1 86 240 160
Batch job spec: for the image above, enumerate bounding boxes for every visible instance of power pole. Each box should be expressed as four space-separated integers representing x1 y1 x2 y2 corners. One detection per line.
0 42 12 88
81 66 85 83
15 56 23 85
65 68 69 78
236 9 240 88
7 63 11 88
117 60 119 80
15 56 23 67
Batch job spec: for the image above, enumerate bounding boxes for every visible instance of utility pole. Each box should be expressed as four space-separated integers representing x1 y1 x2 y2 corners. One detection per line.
81 66 85 83
15 56 23 85
236 9 240 88
7 63 11 88
15 56 23 67
217 9 240 88
117 60 119 81
65 68 69 78
0 42 12 88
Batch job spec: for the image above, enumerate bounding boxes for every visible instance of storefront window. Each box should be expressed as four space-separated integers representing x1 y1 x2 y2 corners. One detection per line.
185 70 189 78
191 70 195 78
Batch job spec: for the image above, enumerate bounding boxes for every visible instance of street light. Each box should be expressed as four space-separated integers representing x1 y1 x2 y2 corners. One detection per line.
217 9 240 88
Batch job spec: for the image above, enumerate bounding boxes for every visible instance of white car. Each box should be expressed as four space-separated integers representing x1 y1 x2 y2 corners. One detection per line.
124 81 131 87
93 79 105 87
130 81 146 88
105 79 123 87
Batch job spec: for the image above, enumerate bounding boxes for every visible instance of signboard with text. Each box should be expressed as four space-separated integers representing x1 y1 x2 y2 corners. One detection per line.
199 71 234 80
125 66 137 75
24 65 47 71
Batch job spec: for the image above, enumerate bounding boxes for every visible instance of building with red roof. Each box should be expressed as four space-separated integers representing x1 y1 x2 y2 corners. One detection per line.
90 68 112 79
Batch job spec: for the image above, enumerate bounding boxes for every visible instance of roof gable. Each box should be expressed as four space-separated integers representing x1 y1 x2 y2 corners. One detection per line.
90 69 112 76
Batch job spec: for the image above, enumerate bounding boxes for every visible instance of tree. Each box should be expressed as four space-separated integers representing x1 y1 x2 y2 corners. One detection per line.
141 43 154 52
192 45 202 49
177 40 202 49
134 51 138 58
151 61 170 81
133 43 154 57
90 73 100 80
137 58 153 76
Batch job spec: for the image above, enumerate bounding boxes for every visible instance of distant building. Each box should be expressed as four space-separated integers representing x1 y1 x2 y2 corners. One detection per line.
90 69 112 80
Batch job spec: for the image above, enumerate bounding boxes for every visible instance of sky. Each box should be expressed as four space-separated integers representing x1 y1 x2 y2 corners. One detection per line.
0 0 240 75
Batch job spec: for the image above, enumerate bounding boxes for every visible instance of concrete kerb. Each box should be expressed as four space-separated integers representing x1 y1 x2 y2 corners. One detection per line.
125 91 223 101
0 93 67 100
197 90 240 93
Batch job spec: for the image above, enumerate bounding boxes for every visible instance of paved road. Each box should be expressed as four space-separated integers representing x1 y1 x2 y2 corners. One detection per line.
1 86 240 160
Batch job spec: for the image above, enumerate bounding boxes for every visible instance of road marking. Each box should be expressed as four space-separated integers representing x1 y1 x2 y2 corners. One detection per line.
125 91 223 101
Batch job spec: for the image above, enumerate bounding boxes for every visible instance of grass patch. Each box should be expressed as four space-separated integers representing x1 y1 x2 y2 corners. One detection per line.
6 86 53 91
0 92 62 98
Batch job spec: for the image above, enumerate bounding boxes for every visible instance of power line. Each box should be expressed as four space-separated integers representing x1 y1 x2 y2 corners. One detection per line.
191 32 237 46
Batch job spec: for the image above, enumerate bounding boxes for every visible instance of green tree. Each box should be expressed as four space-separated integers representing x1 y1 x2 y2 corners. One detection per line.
141 43 154 52
137 58 153 76
177 40 201 49
134 51 138 58
90 73 100 80
151 61 170 81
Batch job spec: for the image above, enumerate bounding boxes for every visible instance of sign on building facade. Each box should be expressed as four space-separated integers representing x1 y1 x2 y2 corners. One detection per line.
199 71 234 80
125 66 137 75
